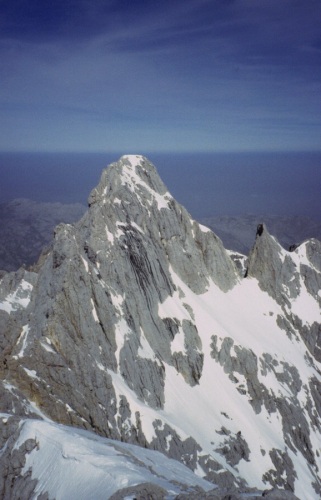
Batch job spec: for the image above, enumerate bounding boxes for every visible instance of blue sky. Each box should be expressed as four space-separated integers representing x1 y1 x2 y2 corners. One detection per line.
1 0 321 153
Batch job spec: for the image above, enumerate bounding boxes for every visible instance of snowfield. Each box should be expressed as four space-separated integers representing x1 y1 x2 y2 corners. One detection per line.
11 417 214 500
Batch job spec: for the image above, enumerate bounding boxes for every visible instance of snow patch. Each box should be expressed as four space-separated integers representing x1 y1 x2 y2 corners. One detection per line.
105 226 115 244
137 328 155 360
114 317 132 365
119 158 171 211
13 325 30 359
13 419 214 500
199 224 211 233
110 291 124 312
0 279 33 313
121 154 145 167
24 368 41 381
170 325 185 355
289 276 321 324
158 291 192 324
90 298 99 323
81 256 89 272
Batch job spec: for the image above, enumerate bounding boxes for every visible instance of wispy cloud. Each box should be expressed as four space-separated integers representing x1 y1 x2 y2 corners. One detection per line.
1 0 320 152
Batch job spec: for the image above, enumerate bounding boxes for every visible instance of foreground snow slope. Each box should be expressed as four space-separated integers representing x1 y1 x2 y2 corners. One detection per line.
4 416 213 499
0 155 320 499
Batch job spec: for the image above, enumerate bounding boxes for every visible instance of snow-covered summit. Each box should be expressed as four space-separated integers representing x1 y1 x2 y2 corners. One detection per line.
0 156 320 499
120 153 146 165
88 154 172 210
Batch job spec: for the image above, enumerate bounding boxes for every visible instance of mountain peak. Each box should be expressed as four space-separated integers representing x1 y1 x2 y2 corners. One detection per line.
88 155 170 210
119 154 146 165
1 155 320 499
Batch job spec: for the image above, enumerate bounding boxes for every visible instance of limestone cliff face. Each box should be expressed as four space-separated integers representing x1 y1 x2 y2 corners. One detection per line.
247 224 321 362
0 156 320 499
246 223 300 301
9 156 237 429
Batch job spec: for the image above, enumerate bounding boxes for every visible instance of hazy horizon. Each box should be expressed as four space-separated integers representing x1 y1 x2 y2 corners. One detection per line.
1 150 320 221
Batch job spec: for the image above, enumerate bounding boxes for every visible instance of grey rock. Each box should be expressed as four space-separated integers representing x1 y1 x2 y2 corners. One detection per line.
151 421 201 470
278 310 321 363
300 262 321 308
2 200 321 275
197 455 240 491
200 214 321 256
216 430 250 467
109 482 168 499
227 251 247 277
0 416 46 500
120 339 166 409
172 320 204 385
245 224 301 305
309 376 321 421
262 449 296 493
0 156 238 477
0 155 320 498
276 399 315 466
246 225 321 378
305 238 321 272
262 489 299 499
211 335 269 414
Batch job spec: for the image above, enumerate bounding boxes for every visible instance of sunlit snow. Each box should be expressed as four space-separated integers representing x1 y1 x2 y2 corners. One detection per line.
13 419 214 500
0 279 32 313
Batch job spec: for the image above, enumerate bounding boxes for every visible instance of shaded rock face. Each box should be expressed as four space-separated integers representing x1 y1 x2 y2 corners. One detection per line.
246 224 321 361
247 224 321 303
0 155 320 499
200 214 321 256
246 224 300 302
1 156 238 474
0 415 49 500
20 155 236 430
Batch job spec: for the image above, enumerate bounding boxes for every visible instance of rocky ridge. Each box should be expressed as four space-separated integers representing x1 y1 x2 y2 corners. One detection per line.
0 155 320 499
1 201 320 274
201 214 321 256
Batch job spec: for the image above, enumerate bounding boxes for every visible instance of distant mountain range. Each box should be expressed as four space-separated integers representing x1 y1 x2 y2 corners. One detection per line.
0 199 86 272
1 155 320 499
0 198 320 272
